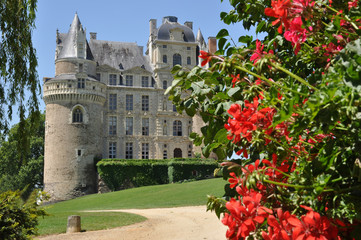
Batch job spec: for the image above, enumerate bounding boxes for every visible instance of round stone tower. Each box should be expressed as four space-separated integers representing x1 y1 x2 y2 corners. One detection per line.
43 14 106 201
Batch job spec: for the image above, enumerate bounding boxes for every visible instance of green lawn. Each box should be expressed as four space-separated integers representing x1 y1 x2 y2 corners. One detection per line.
38 178 226 236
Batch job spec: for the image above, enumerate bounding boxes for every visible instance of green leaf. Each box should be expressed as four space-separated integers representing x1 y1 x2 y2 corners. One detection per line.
227 87 240 97
216 29 229 39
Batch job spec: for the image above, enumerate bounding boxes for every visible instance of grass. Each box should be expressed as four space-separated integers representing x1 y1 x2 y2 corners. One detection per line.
37 178 226 236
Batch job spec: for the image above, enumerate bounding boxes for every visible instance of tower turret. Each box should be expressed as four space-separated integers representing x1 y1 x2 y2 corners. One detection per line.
43 13 105 201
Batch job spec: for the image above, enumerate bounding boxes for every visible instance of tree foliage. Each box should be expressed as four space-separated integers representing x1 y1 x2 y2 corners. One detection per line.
168 0 361 238
0 0 40 137
0 113 44 197
0 190 47 240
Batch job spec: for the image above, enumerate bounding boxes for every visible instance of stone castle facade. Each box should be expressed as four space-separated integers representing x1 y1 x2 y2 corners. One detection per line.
43 14 215 201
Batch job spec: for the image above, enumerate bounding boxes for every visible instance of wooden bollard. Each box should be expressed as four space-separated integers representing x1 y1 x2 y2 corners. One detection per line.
67 215 81 233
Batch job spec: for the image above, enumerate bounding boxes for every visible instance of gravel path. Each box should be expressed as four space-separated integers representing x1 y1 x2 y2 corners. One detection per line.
36 206 227 240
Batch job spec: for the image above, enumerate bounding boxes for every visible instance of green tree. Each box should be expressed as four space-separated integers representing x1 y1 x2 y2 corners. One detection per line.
0 0 40 139
0 113 44 197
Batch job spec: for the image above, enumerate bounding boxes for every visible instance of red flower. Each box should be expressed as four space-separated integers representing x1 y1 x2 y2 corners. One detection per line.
284 17 308 55
289 208 339 239
228 172 242 189
222 191 272 239
231 74 240 87
265 0 291 33
199 50 212 67
250 40 274 65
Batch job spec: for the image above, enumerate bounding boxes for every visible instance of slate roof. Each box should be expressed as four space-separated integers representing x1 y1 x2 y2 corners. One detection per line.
157 16 195 42
89 40 152 72
57 13 94 60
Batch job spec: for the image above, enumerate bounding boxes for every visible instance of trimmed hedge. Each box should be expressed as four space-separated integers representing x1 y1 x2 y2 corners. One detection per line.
97 158 219 191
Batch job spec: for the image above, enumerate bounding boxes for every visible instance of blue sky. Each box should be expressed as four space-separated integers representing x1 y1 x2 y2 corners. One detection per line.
32 0 253 113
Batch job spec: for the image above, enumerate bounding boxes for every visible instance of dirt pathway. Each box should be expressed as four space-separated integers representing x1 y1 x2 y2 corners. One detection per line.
36 206 227 240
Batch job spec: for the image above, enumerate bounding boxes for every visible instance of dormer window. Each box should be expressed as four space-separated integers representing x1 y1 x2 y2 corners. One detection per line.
77 78 85 88
119 63 124 70
109 74 117 85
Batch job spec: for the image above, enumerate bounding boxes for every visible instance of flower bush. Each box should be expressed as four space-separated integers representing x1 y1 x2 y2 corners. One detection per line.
167 0 361 239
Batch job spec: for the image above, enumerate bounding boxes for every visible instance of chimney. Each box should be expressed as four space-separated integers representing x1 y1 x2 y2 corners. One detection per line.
208 37 217 54
184 21 193 30
90 32 97 40
149 19 157 36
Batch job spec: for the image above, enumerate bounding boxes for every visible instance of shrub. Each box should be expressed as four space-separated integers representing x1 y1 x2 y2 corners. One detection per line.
0 190 47 240
97 158 218 191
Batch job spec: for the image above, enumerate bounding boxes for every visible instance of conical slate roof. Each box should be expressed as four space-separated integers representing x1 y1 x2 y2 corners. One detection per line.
57 13 94 60
196 28 206 45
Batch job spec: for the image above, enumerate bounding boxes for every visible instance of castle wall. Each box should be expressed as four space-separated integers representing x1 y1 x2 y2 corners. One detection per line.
44 89 105 201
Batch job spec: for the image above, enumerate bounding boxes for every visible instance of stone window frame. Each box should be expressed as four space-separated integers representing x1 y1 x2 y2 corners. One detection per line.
141 76 149 87
162 80 167 90
173 53 182 66
77 78 85 88
173 120 182 136
109 94 117 110
126 94 133 111
109 74 117 85
125 142 133 159
125 75 133 86
142 118 149 136
142 143 149 159
108 116 117 136
125 117 133 135
70 104 88 124
109 142 116 159
142 95 149 111
163 150 168 159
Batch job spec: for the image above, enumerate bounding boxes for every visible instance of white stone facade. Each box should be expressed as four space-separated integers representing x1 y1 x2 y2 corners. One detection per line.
43 14 212 201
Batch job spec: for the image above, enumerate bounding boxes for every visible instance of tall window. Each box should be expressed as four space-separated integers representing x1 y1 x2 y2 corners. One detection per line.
109 116 117 135
173 54 182 66
163 55 167 63
126 95 133 111
142 143 149 159
109 142 116 158
173 104 177 112
187 56 191 65
77 78 85 88
173 120 182 136
109 74 117 85
142 95 149 111
126 117 133 135
163 80 167 89
72 108 83 123
109 94 117 110
125 142 133 159
142 118 149 136
141 76 149 87
163 150 168 159
126 75 133 86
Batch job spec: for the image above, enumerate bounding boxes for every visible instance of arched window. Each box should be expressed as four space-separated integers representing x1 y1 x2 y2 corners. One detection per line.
163 80 167 89
173 120 182 136
163 55 167 63
174 148 182 158
72 108 83 123
173 54 182 66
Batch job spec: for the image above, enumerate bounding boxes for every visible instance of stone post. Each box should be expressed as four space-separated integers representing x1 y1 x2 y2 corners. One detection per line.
67 215 81 233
